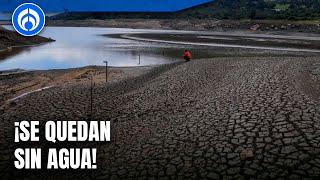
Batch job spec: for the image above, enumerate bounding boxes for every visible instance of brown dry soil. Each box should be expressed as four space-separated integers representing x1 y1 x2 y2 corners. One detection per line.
0 26 54 51
0 56 320 179
0 66 155 110
124 33 320 50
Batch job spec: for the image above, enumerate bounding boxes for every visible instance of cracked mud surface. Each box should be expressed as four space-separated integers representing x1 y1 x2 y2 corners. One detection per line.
1 56 320 179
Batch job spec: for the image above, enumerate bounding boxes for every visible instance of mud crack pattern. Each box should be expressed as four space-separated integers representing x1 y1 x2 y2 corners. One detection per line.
1 57 320 179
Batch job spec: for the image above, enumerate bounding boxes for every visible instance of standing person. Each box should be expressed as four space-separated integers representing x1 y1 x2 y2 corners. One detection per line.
183 50 192 62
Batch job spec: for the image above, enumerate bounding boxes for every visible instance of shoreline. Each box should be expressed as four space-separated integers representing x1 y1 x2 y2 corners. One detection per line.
2 19 320 34
0 65 160 108
0 41 54 53
1 24 320 73
47 19 320 34
0 26 55 52
1 23 319 109
119 33 320 53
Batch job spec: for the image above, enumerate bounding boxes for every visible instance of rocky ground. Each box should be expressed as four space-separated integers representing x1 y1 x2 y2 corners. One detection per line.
1 56 320 179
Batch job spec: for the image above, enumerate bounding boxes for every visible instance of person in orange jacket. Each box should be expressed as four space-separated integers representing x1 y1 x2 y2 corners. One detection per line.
183 50 192 62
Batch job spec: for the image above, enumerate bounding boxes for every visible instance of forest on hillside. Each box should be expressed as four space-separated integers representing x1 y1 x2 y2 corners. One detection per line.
187 0 320 20
50 0 320 20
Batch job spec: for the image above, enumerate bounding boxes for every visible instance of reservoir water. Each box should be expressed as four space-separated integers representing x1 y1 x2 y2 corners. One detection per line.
0 26 184 70
1 26 319 70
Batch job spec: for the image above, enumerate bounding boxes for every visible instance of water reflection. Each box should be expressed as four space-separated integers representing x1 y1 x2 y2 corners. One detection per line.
0 26 313 70
0 26 180 70
0 47 30 61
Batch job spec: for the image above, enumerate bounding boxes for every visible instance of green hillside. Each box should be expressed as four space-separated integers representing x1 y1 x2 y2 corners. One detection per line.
50 0 320 20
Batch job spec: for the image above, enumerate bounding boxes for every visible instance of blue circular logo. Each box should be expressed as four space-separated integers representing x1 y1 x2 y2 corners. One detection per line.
12 3 45 36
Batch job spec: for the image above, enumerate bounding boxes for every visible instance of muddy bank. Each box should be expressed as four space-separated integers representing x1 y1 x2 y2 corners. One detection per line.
0 65 157 109
118 32 320 52
0 26 54 52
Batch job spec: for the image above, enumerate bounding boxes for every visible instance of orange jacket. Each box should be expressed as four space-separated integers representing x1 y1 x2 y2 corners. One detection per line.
183 51 192 59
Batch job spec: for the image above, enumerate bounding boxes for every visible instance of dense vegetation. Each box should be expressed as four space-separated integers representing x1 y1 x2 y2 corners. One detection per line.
189 0 320 20
51 0 320 20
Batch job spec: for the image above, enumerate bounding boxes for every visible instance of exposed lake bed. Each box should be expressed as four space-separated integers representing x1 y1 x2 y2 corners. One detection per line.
0 65 158 105
1 56 320 178
1 26 320 178
1 26 320 71
1 26 320 108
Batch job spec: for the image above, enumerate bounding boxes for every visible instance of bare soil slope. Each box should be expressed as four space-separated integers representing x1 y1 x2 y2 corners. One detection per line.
0 26 54 51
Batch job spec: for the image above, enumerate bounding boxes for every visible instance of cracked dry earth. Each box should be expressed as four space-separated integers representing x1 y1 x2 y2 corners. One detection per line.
1 56 320 179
